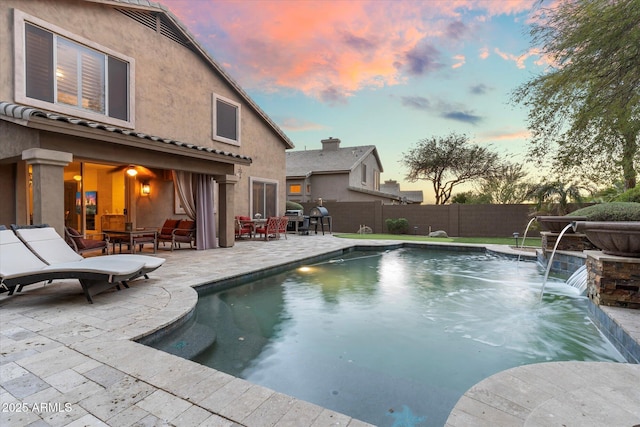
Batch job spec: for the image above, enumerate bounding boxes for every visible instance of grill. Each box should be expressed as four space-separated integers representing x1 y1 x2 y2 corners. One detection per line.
309 206 331 235
285 210 304 233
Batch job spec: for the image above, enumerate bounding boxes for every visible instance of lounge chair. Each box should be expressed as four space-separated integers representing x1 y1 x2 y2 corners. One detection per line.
0 229 145 303
11 226 165 279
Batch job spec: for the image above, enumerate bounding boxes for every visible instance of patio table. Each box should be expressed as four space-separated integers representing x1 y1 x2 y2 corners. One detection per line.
103 229 157 254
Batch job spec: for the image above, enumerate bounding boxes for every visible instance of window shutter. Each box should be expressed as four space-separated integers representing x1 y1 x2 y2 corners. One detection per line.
25 23 54 102
108 57 128 120
216 99 238 141
56 38 79 107
80 48 104 113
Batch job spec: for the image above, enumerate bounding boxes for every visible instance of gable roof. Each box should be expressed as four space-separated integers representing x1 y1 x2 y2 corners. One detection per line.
286 145 382 178
87 0 294 150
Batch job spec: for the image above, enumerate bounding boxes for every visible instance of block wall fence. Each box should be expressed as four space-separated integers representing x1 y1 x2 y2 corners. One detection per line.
300 201 540 238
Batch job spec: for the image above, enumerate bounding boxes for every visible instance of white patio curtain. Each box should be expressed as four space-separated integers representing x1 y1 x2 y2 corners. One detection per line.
172 170 217 250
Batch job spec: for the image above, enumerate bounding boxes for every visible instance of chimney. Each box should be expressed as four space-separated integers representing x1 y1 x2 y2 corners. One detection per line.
321 137 341 151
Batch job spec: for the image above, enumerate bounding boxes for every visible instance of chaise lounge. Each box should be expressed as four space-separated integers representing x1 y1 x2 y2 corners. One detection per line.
0 229 145 303
12 225 165 279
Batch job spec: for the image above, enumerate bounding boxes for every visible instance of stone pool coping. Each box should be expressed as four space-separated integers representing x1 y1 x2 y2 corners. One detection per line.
1 234 638 426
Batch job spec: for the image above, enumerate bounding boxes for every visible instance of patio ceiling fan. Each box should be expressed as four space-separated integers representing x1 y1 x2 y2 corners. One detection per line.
108 164 156 178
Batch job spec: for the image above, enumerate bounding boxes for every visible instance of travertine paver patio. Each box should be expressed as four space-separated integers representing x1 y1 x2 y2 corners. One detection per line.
1 233 638 426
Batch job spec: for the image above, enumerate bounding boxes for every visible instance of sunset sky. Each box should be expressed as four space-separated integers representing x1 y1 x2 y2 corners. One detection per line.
161 0 550 202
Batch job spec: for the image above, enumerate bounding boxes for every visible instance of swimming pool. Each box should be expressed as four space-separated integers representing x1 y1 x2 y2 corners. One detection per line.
149 247 625 426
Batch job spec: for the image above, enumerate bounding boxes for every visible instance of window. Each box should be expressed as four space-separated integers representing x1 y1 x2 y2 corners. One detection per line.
374 170 380 191
15 11 134 127
361 163 367 183
213 94 241 145
251 178 278 218
289 184 302 194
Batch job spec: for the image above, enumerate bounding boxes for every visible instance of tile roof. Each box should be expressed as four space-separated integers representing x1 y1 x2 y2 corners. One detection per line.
286 145 378 177
0 102 252 162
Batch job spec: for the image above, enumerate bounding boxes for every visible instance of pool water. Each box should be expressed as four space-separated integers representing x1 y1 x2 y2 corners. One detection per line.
154 248 626 426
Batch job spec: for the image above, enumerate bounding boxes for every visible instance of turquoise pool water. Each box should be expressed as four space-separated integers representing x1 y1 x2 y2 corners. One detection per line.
150 248 625 426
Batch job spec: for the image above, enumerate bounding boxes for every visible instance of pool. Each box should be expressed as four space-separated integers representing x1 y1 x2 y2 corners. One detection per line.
148 248 626 426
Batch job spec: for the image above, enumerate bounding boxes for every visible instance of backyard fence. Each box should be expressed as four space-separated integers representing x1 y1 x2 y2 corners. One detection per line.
300 201 540 238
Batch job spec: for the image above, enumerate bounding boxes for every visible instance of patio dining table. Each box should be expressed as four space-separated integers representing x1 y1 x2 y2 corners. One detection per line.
103 229 157 254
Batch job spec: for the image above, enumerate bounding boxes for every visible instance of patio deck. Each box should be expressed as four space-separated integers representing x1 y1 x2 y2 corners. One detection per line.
1 234 638 426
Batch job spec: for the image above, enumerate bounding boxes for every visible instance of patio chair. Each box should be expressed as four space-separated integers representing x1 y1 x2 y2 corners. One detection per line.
11 225 165 279
235 216 253 239
255 217 280 241
64 226 110 255
157 219 196 250
277 216 289 240
157 219 180 249
0 229 145 303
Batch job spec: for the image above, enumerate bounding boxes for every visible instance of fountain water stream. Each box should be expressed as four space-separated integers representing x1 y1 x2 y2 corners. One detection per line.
540 223 574 301
566 265 588 295
517 217 537 263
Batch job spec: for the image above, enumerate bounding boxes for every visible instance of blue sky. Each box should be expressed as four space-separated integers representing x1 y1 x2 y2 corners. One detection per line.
161 0 550 202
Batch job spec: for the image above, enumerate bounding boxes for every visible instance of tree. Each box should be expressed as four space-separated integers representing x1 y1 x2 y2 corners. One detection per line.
512 0 640 189
477 163 531 204
401 133 501 204
527 181 587 215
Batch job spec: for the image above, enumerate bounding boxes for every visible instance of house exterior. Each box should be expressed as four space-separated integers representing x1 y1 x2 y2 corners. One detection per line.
286 137 421 204
380 180 424 204
0 0 293 248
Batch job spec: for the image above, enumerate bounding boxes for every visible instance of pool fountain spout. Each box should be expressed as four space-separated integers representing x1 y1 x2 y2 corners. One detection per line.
539 223 574 301
517 217 538 263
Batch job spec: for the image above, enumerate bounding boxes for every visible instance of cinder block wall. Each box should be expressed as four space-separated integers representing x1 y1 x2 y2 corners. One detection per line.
301 201 538 237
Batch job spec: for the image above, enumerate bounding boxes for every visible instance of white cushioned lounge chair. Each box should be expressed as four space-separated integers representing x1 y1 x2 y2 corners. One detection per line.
12 226 165 279
0 229 145 303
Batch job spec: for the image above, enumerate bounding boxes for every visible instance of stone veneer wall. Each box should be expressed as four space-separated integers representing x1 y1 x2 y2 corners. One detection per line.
585 251 640 309
540 232 596 253
537 250 586 277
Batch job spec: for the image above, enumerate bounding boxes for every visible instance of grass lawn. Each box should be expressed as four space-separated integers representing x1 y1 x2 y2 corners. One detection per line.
335 233 542 247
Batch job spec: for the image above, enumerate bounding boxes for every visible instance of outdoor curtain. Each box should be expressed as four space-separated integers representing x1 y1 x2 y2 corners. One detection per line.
172 170 217 250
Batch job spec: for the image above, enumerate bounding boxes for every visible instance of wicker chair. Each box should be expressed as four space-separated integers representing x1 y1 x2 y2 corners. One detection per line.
277 216 288 240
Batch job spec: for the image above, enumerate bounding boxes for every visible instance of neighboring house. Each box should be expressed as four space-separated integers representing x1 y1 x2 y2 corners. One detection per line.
286 137 419 204
380 180 424 204
0 0 293 248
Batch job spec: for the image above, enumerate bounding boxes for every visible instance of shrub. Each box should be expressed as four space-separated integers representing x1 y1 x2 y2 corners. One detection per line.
385 218 409 234
568 202 640 221
614 187 640 203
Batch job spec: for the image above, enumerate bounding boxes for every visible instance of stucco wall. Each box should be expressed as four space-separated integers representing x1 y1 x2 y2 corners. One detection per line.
1 0 290 217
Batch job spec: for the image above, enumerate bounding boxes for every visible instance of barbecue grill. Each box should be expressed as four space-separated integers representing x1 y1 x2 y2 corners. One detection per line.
285 209 304 233
309 206 331 235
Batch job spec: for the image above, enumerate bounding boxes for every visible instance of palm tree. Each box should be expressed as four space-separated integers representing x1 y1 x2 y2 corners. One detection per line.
528 181 586 215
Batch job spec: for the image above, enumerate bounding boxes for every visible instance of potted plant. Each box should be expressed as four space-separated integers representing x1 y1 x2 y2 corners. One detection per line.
570 202 640 257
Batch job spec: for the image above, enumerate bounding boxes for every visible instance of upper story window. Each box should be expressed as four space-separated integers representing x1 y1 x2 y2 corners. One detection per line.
213 93 241 146
361 163 367 184
289 184 302 194
14 10 134 127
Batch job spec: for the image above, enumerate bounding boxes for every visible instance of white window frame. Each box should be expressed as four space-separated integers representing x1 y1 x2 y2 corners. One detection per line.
250 177 279 218
14 9 135 128
212 93 241 146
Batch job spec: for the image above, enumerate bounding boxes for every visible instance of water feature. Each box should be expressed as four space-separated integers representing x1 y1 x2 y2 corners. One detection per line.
566 264 588 295
146 247 625 427
539 223 575 301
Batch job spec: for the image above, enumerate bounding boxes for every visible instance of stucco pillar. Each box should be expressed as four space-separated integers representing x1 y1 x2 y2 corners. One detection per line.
217 174 238 248
22 148 73 236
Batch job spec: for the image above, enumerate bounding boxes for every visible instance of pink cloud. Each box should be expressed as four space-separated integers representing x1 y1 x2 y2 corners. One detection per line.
452 54 466 69
162 0 536 101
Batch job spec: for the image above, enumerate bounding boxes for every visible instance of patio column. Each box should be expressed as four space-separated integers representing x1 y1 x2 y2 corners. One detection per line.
22 148 72 236
217 174 238 248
